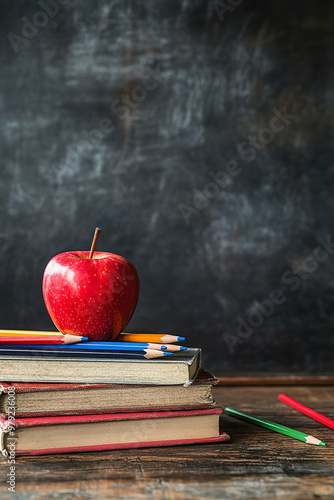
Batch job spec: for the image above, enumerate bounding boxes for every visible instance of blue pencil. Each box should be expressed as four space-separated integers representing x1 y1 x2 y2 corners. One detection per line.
0 342 187 352
77 341 169 350
0 342 169 352
76 342 187 352
0 348 173 359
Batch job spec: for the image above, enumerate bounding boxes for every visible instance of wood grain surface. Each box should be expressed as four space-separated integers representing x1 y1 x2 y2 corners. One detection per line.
1 384 333 499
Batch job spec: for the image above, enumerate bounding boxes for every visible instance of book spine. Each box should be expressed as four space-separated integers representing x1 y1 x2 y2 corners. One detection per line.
0 428 10 457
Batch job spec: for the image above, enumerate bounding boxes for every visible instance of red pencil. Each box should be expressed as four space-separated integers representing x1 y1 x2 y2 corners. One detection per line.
0 335 88 345
278 393 334 430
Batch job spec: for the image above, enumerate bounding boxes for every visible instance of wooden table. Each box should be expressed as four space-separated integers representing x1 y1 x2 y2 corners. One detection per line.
1 384 334 499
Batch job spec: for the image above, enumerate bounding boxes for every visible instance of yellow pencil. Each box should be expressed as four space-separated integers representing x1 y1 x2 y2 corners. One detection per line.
118 333 185 343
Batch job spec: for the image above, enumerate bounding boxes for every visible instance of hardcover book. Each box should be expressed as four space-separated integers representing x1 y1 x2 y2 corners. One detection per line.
0 369 218 417
0 348 201 386
0 408 229 456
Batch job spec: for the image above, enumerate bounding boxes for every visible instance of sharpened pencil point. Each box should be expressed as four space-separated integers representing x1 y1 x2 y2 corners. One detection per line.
180 346 187 350
163 352 173 355
161 346 167 350
305 435 325 446
81 337 89 342
177 337 185 341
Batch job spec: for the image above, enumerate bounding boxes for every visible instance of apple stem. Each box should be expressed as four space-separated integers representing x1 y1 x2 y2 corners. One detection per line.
89 227 101 259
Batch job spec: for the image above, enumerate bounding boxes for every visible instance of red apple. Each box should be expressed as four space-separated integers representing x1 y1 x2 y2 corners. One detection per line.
42 230 140 341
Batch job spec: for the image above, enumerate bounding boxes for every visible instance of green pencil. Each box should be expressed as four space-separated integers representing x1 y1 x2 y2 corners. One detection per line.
224 406 325 446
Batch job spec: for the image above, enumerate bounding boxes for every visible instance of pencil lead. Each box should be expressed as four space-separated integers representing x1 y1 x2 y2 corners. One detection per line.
163 352 173 355
305 435 326 446
177 336 185 341
180 346 187 350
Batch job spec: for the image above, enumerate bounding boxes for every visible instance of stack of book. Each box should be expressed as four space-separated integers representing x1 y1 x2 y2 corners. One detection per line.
0 331 229 456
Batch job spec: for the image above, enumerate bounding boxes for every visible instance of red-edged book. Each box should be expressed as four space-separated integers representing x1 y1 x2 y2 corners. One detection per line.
0 369 218 417
0 408 229 456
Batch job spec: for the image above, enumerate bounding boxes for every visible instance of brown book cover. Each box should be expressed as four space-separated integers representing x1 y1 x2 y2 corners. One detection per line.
0 369 219 417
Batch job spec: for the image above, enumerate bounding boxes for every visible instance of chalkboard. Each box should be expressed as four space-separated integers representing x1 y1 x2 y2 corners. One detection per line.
0 0 333 375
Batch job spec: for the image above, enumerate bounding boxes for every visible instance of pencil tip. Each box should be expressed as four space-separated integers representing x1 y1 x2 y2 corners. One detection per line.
161 346 167 350
177 337 185 341
81 337 89 342
163 352 173 355
306 435 325 446
180 346 187 350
